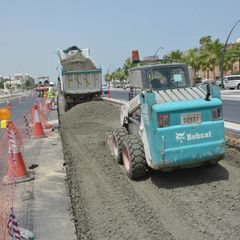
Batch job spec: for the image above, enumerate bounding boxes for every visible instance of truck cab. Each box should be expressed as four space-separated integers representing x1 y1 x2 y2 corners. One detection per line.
112 60 225 179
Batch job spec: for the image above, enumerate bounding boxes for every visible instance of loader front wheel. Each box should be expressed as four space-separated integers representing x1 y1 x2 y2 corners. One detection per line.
112 127 128 164
122 135 147 180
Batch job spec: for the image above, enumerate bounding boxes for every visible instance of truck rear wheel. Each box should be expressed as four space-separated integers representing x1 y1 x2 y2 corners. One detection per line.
112 127 128 164
122 135 147 180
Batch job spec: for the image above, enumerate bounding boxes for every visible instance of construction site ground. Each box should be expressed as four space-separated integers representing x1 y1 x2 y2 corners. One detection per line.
59 101 240 240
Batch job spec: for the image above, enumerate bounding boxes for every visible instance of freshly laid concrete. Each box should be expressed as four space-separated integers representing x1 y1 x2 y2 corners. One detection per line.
15 110 76 240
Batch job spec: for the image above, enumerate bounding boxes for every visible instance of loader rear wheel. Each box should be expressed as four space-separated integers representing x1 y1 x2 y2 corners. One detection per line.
122 135 147 180
112 127 128 164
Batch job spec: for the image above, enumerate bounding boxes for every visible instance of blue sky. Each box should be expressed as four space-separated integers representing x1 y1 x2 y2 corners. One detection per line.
0 0 240 82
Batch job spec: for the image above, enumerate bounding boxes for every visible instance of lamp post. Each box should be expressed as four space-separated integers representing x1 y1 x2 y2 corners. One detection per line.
153 47 164 57
220 20 240 89
9 76 12 95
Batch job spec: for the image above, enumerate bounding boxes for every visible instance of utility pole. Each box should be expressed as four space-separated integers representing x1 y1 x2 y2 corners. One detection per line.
9 76 12 95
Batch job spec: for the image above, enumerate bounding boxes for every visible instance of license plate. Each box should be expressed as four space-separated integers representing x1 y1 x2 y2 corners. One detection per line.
181 113 201 124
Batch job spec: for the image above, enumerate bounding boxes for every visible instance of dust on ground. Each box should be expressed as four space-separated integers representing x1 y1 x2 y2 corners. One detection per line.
61 101 240 240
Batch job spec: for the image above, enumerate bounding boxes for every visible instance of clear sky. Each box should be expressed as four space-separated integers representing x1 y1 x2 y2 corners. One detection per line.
0 0 240 82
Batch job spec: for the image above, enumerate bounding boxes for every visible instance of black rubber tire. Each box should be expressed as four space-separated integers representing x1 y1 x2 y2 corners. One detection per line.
112 127 128 164
122 135 147 180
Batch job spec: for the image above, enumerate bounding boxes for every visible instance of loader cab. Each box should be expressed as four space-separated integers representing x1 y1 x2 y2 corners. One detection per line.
128 63 192 100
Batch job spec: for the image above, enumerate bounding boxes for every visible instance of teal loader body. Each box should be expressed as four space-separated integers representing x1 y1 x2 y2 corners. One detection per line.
112 61 225 179
141 90 224 170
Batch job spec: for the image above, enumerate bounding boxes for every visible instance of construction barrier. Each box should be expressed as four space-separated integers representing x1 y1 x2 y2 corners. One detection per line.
0 131 15 240
0 94 38 239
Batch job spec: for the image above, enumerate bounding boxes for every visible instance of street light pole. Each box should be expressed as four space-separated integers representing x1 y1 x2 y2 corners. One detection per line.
9 76 12 95
220 20 240 89
153 47 164 57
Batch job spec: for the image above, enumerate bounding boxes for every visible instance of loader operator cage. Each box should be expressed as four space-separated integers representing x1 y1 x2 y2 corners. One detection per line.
128 63 191 90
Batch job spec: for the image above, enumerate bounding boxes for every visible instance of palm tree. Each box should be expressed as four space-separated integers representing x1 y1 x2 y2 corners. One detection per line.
123 59 135 77
163 50 183 63
199 35 212 48
114 68 127 87
104 72 112 85
224 48 234 74
208 39 223 79
183 48 201 79
231 43 240 73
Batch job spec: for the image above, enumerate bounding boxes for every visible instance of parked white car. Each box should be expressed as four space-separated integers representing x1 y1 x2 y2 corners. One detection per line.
221 75 240 89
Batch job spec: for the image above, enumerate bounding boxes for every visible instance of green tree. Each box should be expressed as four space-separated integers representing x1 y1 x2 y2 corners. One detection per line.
199 36 213 79
231 43 240 73
199 35 212 47
122 59 135 77
183 48 201 79
162 50 183 63
208 39 223 79
104 72 112 84
198 36 223 79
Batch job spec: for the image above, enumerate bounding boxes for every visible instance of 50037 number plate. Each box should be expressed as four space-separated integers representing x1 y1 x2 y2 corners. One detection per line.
181 113 201 124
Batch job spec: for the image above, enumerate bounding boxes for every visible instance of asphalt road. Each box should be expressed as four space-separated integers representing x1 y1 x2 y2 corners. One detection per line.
109 89 240 123
222 99 240 123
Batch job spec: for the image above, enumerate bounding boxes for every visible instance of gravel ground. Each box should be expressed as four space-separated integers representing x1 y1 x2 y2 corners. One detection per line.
61 101 240 240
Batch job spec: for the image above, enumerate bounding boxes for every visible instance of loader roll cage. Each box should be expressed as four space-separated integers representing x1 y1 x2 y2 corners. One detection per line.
128 63 191 100
148 65 188 90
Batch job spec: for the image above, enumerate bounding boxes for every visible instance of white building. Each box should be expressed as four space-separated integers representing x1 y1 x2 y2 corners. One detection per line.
1 73 35 93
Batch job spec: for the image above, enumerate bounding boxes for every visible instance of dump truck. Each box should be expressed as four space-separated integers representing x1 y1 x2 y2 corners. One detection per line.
57 46 102 111
110 51 225 179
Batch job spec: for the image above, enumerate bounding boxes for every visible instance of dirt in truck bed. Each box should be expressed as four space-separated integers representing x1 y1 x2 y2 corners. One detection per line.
61 101 240 240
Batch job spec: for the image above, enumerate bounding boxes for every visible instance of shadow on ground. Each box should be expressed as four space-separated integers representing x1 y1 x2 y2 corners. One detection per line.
150 163 229 189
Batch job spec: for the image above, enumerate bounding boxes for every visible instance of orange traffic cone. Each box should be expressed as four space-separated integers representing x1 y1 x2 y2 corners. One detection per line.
5 121 34 183
38 101 52 129
32 104 46 138
8 147 27 178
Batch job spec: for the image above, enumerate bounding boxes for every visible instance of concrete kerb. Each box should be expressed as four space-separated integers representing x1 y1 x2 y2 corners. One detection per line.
220 90 240 95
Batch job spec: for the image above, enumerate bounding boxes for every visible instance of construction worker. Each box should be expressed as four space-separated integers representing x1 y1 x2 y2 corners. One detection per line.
48 82 56 110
